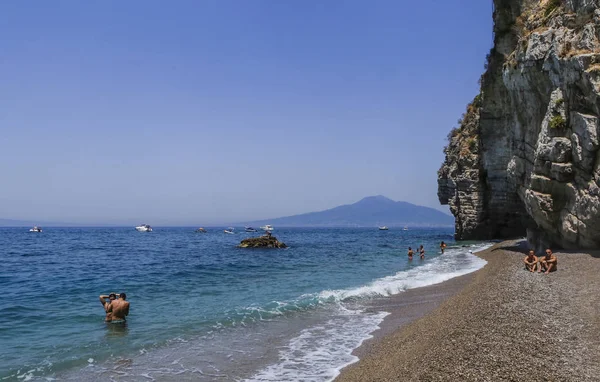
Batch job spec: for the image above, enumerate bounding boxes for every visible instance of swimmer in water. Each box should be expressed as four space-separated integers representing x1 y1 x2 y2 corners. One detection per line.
100 292 130 323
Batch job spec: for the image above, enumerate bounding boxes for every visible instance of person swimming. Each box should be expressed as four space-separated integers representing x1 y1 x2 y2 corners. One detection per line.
419 245 425 259
408 247 414 260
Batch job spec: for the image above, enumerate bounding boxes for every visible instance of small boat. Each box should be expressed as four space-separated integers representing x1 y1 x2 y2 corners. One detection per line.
260 224 274 232
378 226 389 230
224 227 235 234
29 226 43 232
403 226 409 231
245 226 257 232
135 224 153 232
195 227 207 233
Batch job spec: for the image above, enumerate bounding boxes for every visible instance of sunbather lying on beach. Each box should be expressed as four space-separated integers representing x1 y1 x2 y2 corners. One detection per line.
523 250 538 272
539 249 557 274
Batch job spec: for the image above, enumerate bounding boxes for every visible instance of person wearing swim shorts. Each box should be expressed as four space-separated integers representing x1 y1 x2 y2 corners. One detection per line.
523 250 538 272
408 247 414 260
539 249 557 274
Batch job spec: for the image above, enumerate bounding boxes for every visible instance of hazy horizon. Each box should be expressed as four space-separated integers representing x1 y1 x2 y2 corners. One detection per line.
1 1 493 225
1 195 452 226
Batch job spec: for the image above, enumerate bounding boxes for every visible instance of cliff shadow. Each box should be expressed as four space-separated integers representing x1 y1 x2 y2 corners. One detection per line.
490 239 529 255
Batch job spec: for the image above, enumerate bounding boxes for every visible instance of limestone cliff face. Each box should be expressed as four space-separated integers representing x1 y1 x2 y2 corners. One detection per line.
439 0 600 249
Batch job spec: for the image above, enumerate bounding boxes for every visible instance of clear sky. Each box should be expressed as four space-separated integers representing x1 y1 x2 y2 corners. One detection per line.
1 0 493 225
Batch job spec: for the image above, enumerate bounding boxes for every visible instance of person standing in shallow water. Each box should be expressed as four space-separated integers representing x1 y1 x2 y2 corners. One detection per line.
99 293 117 322
100 292 130 322
419 245 425 259
440 241 447 254
408 247 414 260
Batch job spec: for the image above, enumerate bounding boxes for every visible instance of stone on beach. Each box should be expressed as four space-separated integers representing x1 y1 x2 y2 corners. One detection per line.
238 236 287 248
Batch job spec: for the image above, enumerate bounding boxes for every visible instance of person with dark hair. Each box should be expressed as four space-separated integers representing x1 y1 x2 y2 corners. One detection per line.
440 241 447 254
99 292 130 323
99 293 117 322
419 245 425 259
539 249 558 274
407 247 414 260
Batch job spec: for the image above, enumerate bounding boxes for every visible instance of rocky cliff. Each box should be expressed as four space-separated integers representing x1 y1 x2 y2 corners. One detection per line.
439 0 600 249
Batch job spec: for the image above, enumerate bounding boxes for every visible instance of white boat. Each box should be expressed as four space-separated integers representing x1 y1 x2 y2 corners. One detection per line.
245 226 257 232
260 224 274 232
29 226 43 232
135 224 153 232
403 226 409 231
378 226 389 230
224 227 235 234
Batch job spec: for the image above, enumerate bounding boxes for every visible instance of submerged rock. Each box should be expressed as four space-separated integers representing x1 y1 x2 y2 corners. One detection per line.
238 236 287 248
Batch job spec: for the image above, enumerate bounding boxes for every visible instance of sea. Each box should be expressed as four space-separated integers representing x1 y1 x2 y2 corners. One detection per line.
0 227 489 381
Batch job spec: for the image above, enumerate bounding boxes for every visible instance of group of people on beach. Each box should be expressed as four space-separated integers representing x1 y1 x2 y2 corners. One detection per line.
99 292 130 323
407 242 447 260
523 248 557 274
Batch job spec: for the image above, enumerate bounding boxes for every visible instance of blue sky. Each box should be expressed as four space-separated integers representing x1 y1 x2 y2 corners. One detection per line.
1 0 493 225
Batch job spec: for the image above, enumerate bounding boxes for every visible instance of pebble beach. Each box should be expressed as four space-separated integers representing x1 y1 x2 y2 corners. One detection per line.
336 240 600 382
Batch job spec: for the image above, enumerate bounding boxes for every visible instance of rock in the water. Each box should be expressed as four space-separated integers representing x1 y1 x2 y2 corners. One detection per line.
238 236 287 248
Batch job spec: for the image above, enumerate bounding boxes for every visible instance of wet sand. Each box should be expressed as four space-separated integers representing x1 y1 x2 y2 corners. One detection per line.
336 240 600 381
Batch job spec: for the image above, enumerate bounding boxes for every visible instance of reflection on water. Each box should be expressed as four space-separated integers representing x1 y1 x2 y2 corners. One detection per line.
105 321 129 338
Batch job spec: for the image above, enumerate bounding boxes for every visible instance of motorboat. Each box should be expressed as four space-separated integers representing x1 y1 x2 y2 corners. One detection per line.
135 224 153 232
403 226 409 231
378 226 389 230
260 224 274 232
245 226 257 232
195 227 207 233
224 227 235 234
29 226 43 232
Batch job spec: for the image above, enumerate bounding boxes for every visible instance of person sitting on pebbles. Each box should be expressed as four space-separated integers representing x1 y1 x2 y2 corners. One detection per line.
539 248 558 274
523 250 538 272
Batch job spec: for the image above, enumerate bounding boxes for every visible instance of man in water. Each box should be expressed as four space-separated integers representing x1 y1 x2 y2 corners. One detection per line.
99 292 130 322
523 250 538 272
539 249 558 274
408 247 414 260
99 293 117 322
419 245 425 259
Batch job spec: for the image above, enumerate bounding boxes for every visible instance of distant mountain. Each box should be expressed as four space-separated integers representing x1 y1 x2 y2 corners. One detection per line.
242 196 454 227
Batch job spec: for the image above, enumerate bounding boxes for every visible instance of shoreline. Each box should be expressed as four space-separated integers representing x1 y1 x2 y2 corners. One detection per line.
336 240 600 381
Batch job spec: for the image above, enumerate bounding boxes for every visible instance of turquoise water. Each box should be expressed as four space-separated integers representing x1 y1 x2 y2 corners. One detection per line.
0 227 487 381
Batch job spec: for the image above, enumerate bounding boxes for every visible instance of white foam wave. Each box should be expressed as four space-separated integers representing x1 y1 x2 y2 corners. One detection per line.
318 244 488 301
244 309 388 382
245 243 489 382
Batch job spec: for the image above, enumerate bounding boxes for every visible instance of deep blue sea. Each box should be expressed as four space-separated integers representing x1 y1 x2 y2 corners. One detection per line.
0 227 488 381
